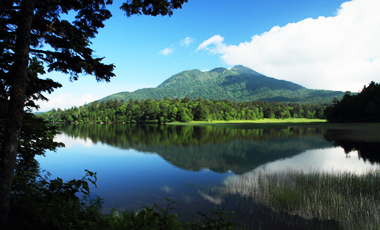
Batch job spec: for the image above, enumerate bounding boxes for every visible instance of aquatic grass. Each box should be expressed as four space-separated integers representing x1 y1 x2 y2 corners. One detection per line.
222 169 380 229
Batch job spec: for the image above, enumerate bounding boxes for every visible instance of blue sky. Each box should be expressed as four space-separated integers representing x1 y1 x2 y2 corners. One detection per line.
38 0 380 111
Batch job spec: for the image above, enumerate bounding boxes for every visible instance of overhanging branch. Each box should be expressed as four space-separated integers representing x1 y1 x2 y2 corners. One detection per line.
0 6 20 10
29 49 56 55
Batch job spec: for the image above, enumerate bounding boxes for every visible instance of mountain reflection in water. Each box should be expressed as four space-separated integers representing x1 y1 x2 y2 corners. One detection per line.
58 124 335 174
36 124 380 229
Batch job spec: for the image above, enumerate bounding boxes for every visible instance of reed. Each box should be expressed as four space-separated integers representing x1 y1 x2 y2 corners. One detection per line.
220 169 380 229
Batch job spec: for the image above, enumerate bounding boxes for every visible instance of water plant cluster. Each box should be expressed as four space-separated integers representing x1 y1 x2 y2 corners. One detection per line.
38 97 326 123
219 169 380 230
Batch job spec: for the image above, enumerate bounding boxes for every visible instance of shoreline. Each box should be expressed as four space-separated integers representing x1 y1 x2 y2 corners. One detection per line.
52 118 380 131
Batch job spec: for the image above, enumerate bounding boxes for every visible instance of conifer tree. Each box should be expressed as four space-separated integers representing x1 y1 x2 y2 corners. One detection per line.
0 0 187 226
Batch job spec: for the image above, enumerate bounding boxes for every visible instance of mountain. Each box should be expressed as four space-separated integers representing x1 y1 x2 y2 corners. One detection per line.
99 65 344 104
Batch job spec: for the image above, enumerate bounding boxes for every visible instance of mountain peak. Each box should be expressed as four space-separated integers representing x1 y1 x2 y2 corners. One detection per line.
98 65 344 104
209 67 226 73
232 65 261 75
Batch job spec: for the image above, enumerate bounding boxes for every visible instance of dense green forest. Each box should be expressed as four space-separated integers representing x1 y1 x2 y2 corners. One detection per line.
38 97 327 123
99 65 344 104
325 81 380 122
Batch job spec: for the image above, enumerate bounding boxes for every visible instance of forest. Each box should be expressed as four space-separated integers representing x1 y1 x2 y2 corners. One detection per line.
37 97 327 123
324 81 380 122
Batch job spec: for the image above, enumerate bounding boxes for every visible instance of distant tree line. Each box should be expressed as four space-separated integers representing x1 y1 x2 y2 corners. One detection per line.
38 97 327 123
324 81 380 122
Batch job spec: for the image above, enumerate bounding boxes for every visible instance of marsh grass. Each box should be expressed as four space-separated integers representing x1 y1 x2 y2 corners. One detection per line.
218 169 380 229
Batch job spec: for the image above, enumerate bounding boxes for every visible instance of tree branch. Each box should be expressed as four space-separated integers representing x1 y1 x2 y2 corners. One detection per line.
29 49 56 55
0 6 21 10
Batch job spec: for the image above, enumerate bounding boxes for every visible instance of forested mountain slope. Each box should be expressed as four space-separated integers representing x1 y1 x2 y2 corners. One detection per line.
99 65 344 104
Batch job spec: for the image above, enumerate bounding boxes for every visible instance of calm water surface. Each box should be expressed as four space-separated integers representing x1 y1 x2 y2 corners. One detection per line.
36 124 380 229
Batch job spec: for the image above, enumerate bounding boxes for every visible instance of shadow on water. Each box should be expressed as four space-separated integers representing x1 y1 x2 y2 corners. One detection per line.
324 128 380 164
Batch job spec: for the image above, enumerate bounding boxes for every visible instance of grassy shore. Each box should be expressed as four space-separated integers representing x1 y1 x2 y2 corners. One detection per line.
168 118 328 129
170 118 326 125
169 118 380 127
168 119 380 140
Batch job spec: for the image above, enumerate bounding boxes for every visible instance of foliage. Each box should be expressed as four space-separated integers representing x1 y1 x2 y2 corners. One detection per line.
121 0 187 17
105 197 239 230
0 57 64 227
0 0 187 225
8 170 108 230
38 97 327 123
189 202 239 230
1 0 117 225
107 198 182 230
324 81 380 122
99 65 344 104
10 173 240 230
1 0 116 83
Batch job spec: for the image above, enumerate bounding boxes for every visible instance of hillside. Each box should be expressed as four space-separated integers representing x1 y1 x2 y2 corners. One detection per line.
99 65 344 104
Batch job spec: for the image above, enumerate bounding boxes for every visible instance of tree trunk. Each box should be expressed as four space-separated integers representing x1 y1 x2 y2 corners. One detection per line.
0 0 35 227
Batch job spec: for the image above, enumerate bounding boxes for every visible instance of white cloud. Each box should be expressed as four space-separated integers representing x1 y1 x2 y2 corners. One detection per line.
159 47 174 55
196 0 380 92
196 35 224 53
36 93 98 112
180 37 194 47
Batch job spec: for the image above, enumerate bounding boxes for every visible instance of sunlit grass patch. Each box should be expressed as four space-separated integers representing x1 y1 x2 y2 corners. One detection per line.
171 118 327 124
169 118 328 129
237 118 327 123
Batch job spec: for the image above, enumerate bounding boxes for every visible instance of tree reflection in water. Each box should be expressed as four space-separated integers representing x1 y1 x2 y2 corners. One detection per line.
59 124 333 174
56 124 380 229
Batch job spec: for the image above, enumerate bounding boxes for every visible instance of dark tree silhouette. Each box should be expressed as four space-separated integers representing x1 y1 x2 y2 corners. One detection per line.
325 81 380 123
0 0 187 226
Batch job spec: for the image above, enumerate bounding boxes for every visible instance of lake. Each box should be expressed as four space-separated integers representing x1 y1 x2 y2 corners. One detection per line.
36 124 380 229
